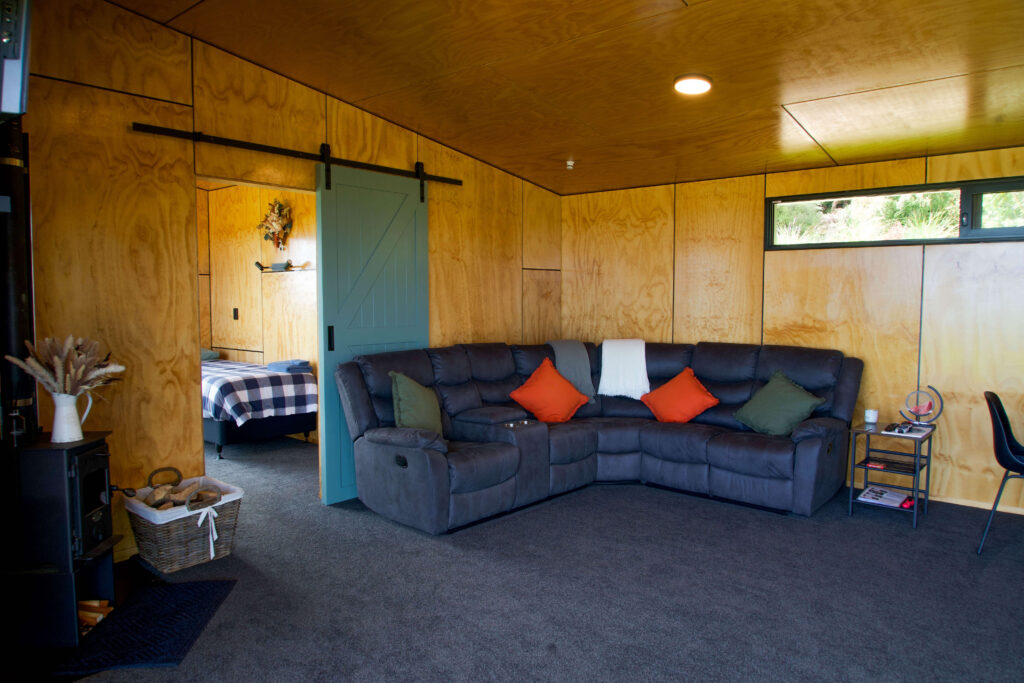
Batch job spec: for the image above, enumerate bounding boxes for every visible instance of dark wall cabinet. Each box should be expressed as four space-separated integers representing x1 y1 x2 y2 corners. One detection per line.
15 432 117 648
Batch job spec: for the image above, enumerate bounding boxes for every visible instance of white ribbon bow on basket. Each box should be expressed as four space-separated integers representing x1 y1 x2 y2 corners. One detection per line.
196 505 220 559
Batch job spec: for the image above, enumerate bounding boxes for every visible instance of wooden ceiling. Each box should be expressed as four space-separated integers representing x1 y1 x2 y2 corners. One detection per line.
112 0 1024 195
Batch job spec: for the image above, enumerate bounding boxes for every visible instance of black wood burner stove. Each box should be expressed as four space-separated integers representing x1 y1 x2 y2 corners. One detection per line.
13 432 118 648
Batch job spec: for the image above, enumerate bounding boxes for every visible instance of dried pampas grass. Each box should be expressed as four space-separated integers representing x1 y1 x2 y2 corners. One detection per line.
4 335 125 396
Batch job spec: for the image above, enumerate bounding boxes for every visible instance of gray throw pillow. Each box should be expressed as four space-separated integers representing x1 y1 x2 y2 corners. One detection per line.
733 370 825 436
389 371 443 436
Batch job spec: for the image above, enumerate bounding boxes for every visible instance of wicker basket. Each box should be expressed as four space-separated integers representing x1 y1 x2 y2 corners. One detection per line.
125 470 244 573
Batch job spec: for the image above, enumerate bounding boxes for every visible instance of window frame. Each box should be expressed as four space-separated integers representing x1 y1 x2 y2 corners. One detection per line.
765 175 1024 251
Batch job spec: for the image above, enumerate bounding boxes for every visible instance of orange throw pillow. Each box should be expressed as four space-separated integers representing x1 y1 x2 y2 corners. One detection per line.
641 367 719 423
510 357 589 423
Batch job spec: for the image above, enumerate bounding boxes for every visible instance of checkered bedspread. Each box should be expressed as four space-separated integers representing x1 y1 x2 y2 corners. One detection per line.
201 360 318 426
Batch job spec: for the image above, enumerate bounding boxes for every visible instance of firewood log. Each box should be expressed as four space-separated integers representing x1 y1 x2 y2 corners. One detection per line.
143 484 173 507
167 481 201 505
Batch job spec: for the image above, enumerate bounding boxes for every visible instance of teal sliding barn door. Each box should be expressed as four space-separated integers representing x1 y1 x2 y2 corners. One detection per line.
317 165 429 504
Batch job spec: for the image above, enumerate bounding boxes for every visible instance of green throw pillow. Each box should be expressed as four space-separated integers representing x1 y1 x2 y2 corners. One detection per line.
733 370 825 436
389 371 443 436
200 347 220 361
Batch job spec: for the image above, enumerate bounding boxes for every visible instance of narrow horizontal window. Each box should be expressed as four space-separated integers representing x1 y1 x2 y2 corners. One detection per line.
766 177 1024 249
772 190 958 246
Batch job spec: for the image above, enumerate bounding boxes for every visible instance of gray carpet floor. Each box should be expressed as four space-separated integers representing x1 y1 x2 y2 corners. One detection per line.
85 437 1024 682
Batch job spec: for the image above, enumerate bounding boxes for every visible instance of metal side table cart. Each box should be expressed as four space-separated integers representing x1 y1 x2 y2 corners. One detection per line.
848 422 934 528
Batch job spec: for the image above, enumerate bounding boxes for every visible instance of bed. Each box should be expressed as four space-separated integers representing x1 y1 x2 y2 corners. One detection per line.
201 360 318 457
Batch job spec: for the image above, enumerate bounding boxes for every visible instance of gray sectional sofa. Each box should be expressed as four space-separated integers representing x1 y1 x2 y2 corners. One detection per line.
334 341 863 534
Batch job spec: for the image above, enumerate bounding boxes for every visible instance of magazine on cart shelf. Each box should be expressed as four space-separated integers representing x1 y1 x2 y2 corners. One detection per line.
857 485 914 508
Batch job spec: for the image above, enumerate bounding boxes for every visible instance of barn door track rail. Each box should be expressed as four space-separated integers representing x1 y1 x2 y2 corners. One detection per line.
131 122 462 201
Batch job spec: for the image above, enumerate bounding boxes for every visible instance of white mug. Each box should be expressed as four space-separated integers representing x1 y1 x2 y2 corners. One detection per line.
865 409 879 424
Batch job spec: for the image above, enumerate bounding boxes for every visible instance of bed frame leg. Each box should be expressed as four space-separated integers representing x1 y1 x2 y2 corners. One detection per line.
303 431 310 442
217 444 224 459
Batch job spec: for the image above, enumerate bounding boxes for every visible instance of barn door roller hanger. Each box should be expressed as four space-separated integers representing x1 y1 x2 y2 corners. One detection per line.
131 122 462 201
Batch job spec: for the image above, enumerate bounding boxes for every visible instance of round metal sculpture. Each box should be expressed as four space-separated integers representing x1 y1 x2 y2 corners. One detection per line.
899 386 944 424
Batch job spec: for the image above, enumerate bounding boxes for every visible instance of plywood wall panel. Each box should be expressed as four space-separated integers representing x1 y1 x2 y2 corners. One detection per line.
921 243 1024 513
24 77 201 490
674 175 763 344
209 185 263 350
196 179 236 191
198 274 212 349
523 183 561 270
196 188 210 275
261 270 318 375
763 247 923 429
327 98 417 170
264 269 316 448
212 348 265 364
561 186 674 342
522 270 561 344
765 159 926 197
258 189 317 270
31 0 192 104
193 42 325 190
419 138 523 346
926 146 1024 183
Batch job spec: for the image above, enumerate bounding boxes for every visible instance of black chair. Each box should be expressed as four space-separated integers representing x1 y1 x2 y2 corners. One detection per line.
977 391 1024 554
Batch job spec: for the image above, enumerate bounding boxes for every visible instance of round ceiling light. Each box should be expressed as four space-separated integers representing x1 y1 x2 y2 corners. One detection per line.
674 74 712 95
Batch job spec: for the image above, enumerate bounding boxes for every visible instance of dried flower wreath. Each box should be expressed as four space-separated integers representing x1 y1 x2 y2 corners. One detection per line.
258 199 293 251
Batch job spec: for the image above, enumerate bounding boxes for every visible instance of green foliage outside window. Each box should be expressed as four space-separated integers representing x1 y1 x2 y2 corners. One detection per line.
980 190 1024 229
770 179 1024 248
774 191 959 245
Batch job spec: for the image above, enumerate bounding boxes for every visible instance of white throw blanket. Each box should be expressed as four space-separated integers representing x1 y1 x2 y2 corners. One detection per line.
597 339 649 399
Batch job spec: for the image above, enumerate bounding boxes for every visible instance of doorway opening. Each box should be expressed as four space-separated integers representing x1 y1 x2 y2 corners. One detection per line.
195 177 320 460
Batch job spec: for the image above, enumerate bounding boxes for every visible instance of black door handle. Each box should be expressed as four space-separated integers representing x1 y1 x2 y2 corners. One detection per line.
327 325 334 351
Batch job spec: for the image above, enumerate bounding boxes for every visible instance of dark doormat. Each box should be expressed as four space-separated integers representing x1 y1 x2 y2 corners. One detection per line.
48 575 235 677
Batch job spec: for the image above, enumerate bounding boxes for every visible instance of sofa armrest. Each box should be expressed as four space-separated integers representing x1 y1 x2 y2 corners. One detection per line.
831 356 864 423
790 416 846 443
353 435 451 534
790 416 849 516
364 427 448 453
449 412 542 446
449 412 549 509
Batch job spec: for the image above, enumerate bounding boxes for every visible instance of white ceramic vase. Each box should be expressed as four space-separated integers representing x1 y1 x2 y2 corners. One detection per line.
51 392 93 443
